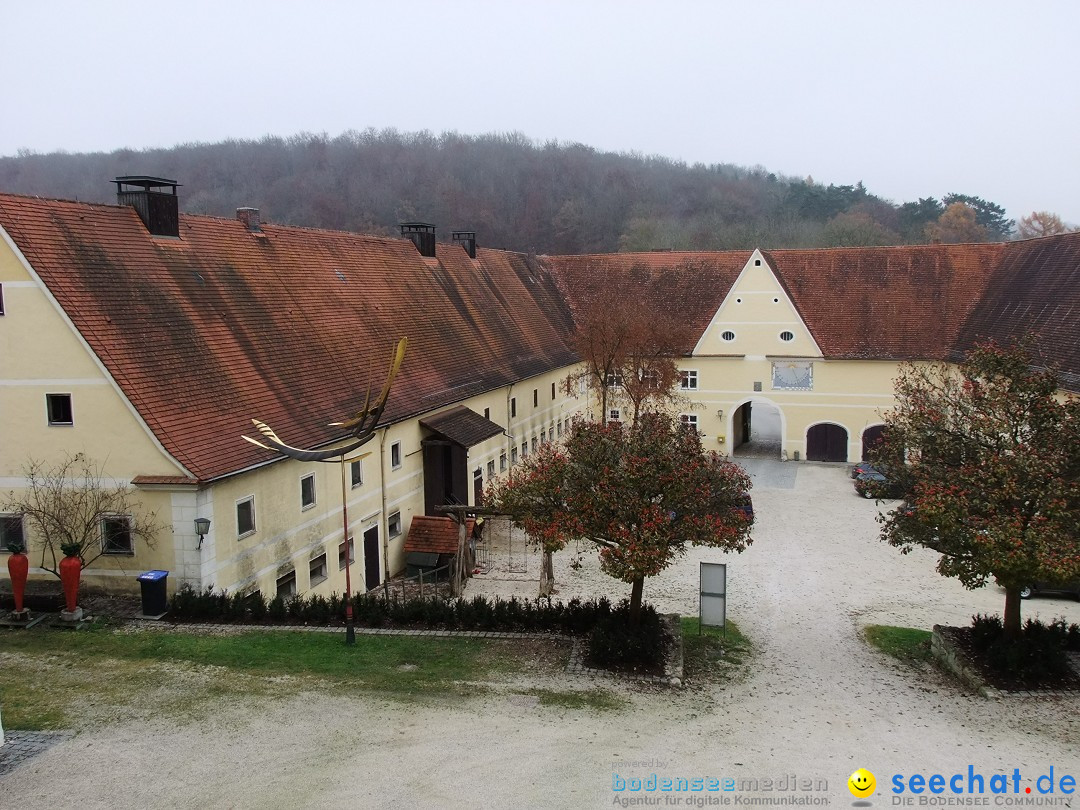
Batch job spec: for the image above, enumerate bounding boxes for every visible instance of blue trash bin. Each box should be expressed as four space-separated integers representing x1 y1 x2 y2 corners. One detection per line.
137 570 169 615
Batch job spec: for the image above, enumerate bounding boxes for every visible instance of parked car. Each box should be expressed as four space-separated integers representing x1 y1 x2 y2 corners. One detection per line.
849 461 882 479
853 470 904 499
735 493 754 521
1019 581 1080 600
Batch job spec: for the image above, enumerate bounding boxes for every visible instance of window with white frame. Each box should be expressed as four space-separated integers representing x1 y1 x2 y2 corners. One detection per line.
640 368 660 389
608 408 621 423
46 393 73 426
309 553 328 586
101 515 133 554
237 496 256 538
521 441 528 458
679 413 700 432
388 511 402 538
338 536 355 569
540 429 547 444
391 441 402 469
487 460 496 478
556 421 563 438
0 514 24 551
606 370 624 388
499 452 507 472
578 377 587 396
276 570 296 598
531 437 537 454
300 473 316 510
680 369 699 391
350 459 363 488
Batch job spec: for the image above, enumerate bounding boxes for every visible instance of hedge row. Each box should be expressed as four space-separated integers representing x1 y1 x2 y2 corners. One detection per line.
970 613 1080 682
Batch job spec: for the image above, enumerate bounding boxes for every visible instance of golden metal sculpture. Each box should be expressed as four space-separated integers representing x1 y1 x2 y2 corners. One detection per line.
242 337 408 462
241 337 407 645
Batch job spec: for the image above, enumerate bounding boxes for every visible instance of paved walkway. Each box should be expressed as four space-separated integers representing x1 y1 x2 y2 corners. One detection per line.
0 732 72 778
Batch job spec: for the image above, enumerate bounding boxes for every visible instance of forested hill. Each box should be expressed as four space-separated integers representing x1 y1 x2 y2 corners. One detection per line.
0 129 1014 254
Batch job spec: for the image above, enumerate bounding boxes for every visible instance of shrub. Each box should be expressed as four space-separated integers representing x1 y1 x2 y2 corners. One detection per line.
968 613 1078 683
585 600 667 672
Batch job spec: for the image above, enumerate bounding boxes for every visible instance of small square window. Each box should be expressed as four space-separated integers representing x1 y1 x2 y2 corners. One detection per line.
680 370 699 391
499 453 507 472
300 473 316 510
391 441 402 470
309 553 328 586
1 514 26 551
276 570 296 598
533 389 538 407
388 511 402 538
487 460 495 478
511 446 518 464
47 393 73 426
237 497 256 538
510 398 517 418
338 536 355 569
350 459 363 488
101 515 133 554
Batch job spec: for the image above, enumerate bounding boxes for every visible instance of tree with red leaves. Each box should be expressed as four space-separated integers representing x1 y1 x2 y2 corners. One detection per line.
565 264 695 424
488 413 754 624
876 343 1080 639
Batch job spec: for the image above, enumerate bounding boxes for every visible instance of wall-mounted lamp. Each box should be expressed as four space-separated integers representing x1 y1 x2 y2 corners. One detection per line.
716 408 724 418
194 517 211 549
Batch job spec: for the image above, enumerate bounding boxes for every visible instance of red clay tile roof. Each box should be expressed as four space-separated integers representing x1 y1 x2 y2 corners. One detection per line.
403 516 475 555
544 244 1005 360
419 406 504 447
955 234 1080 392
542 252 751 354
764 244 1005 360
130 475 200 487
0 193 578 481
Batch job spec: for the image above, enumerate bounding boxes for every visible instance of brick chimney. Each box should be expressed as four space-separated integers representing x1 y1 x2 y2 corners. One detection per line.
236 207 262 232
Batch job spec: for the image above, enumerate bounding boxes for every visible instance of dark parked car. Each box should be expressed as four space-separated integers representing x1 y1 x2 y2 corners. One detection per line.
850 461 882 479
854 470 904 499
735 493 754 521
1019 581 1080 600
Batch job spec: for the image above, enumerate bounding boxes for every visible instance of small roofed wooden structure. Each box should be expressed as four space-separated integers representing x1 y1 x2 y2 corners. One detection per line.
403 516 476 581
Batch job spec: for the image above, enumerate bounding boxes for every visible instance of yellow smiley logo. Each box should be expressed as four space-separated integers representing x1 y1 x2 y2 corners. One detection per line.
848 768 876 798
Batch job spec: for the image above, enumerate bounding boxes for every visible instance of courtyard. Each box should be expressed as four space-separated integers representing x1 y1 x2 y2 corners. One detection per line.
2 460 1078 808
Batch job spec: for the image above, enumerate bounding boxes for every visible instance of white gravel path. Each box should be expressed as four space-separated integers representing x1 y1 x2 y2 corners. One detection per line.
3 462 1078 809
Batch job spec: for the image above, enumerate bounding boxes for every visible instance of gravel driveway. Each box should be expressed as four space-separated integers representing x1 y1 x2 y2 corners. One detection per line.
4 462 1078 808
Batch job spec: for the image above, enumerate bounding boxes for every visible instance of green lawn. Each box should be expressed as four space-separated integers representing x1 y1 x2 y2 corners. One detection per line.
681 617 752 680
0 622 566 730
863 624 933 665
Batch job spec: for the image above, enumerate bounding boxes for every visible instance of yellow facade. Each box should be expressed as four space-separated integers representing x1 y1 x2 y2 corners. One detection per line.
0 237 956 600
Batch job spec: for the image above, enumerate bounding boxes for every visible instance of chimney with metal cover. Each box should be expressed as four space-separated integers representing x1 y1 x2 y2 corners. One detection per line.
236 207 262 232
452 231 477 259
114 176 180 237
400 222 437 257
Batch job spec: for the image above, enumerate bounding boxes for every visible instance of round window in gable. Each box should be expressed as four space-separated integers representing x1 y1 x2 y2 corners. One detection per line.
779 330 795 342
773 297 780 303
721 330 736 342
735 297 743 304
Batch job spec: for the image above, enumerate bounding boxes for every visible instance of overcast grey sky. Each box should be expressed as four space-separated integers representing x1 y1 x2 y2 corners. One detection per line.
4 1 1078 223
